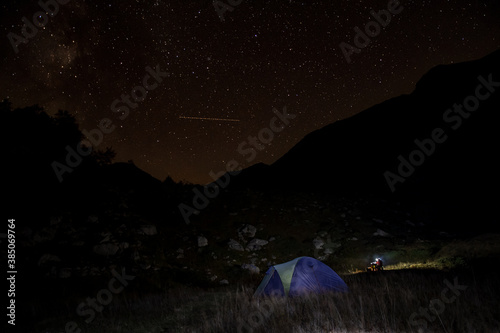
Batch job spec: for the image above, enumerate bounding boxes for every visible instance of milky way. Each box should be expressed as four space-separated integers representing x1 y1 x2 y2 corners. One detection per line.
1 0 499 184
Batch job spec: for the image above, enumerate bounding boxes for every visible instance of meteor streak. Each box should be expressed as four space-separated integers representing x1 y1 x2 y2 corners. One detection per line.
179 116 240 122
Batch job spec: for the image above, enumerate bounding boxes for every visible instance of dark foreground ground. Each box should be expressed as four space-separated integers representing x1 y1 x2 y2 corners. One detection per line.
7 187 500 333
18 261 500 333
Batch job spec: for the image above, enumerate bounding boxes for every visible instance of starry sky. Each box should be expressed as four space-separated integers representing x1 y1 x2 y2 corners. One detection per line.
1 0 499 184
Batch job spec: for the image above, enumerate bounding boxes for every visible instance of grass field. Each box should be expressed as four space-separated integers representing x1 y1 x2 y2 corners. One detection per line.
16 190 500 333
27 264 500 333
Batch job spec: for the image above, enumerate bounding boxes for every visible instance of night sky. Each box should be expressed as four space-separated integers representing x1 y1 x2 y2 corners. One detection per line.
1 0 499 185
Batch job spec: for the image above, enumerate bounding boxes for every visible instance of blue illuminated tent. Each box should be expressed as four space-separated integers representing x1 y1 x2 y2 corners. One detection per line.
253 256 348 297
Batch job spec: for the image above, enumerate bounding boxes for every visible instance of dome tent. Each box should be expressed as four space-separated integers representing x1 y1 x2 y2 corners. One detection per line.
253 256 348 297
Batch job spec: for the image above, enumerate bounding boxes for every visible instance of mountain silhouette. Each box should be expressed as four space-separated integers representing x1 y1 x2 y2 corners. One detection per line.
228 48 500 231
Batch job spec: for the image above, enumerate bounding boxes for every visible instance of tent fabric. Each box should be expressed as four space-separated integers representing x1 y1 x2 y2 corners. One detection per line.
288 256 348 296
253 256 348 297
253 267 275 296
254 267 285 297
273 257 301 295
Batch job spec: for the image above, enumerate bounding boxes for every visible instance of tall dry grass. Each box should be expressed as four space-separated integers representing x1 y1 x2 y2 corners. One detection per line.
31 269 500 333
